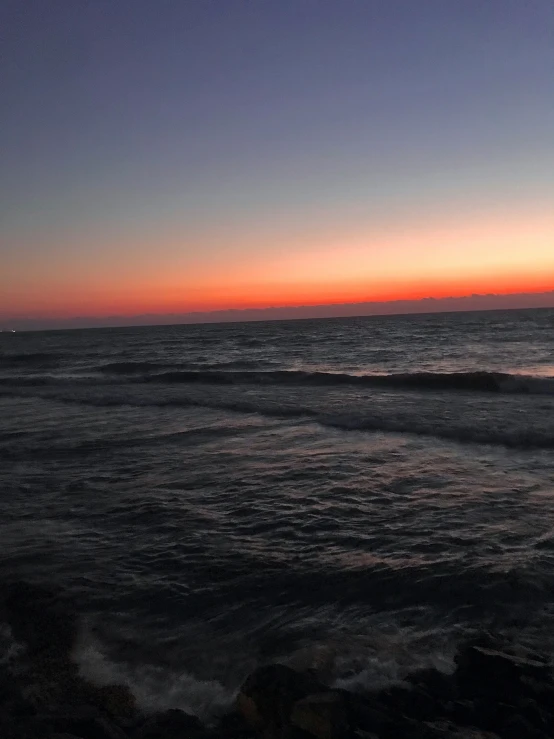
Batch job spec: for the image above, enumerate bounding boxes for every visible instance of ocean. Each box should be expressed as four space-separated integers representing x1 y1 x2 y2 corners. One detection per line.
1 307 554 720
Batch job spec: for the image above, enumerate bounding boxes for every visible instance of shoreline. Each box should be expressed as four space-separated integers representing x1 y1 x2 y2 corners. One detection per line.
1 582 553 738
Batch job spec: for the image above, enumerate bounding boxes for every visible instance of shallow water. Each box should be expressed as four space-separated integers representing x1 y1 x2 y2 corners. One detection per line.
1 308 554 719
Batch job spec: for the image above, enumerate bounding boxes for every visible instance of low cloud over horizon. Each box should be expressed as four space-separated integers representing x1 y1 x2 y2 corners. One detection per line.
4 290 554 332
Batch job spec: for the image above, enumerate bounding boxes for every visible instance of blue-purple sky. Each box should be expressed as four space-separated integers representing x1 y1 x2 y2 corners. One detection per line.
2 0 553 327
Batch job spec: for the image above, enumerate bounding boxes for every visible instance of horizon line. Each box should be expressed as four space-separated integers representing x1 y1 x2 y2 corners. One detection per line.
3 289 554 332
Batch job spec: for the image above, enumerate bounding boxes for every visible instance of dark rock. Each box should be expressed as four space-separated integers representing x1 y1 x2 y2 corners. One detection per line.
407 668 459 702
12 647 137 722
455 645 551 702
0 667 35 716
285 728 332 739
420 721 502 738
290 691 350 739
469 698 552 739
445 699 477 725
452 729 503 739
78 681 137 723
213 710 257 738
132 708 204 738
0 667 18 705
2 581 78 660
456 645 550 682
500 714 549 739
519 675 554 711
377 683 437 721
16 651 81 710
237 663 325 736
45 705 128 739
337 690 414 739
470 700 517 734
462 632 503 651
516 697 553 733
5 692 37 718
0 714 53 739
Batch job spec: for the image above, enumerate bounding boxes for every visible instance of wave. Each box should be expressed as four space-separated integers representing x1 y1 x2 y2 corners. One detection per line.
0 376 53 386
99 361 168 374
320 414 554 450
96 359 275 374
146 369 554 395
2 368 553 395
1 575 546 722
0 351 62 367
2 387 553 450
1 424 266 459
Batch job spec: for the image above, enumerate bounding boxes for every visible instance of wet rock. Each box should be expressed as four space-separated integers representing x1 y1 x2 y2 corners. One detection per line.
2 581 78 660
0 718 46 739
0 666 16 704
445 699 476 725
237 663 325 736
519 675 554 712
457 644 550 681
421 721 502 739
336 690 411 739
45 705 128 739
5 692 37 719
18 651 81 709
500 714 549 739
407 668 459 702
471 699 522 735
12 645 137 723
79 681 137 723
0 668 35 717
290 691 350 739
516 697 553 733
2 707 68 739
377 683 437 721
455 645 551 702
132 708 204 738
213 710 257 738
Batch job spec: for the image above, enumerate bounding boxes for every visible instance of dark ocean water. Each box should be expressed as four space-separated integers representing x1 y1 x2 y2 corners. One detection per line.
1 308 554 719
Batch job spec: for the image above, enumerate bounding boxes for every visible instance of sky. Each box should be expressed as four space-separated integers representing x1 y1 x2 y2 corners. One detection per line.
1 0 553 327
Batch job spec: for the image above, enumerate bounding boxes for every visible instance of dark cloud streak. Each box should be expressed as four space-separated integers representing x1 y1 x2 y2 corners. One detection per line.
4 291 554 332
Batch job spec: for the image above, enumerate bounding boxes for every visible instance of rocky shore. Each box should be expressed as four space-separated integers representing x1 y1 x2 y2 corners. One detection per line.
1 582 554 739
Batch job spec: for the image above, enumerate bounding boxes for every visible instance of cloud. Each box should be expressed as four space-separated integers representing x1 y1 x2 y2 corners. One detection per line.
3 290 554 332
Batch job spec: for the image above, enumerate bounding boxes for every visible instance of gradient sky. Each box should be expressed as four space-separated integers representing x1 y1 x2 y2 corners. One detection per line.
1 0 554 324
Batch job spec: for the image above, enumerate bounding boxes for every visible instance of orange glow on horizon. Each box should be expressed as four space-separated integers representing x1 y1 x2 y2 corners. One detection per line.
2 208 554 320
3 273 554 320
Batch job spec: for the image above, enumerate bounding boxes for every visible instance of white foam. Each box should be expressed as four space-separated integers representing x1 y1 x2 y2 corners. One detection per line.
282 631 456 694
73 629 235 722
0 621 24 666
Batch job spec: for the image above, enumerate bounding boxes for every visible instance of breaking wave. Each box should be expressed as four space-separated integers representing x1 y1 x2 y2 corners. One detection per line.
320 414 554 450
2 368 554 395
1 389 553 450
151 370 554 395
98 361 167 374
98 358 269 374
104 368 554 395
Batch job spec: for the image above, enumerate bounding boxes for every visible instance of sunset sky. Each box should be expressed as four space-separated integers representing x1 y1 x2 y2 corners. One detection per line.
2 0 553 326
